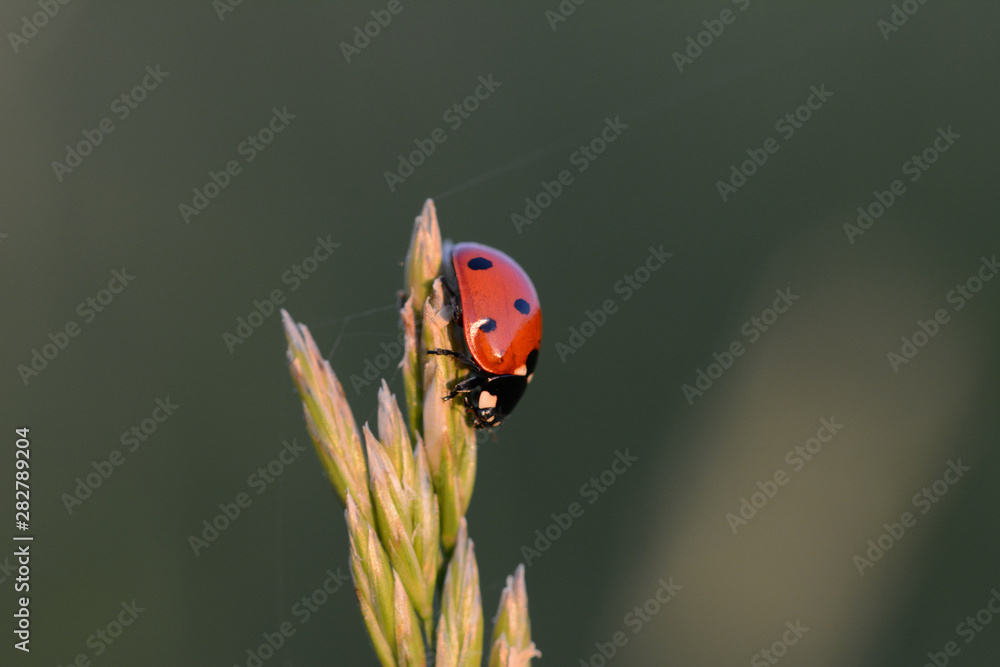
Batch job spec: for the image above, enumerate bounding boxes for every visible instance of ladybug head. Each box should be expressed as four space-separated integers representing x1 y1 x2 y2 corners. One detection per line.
465 374 528 429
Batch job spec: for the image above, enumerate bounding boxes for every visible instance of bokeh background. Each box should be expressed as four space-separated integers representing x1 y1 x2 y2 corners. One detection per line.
3 2 999 665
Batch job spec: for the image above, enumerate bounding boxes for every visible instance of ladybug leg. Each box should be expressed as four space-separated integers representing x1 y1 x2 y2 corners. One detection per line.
442 373 486 401
427 348 477 369
426 349 482 401
424 352 485 404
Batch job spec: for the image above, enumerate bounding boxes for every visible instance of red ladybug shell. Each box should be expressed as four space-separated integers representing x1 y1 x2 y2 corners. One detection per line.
450 242 542 379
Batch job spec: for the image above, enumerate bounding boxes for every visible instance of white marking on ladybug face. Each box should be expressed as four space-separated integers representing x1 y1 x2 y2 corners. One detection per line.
526 373 534 384
514 364 527 376
478 391 497 410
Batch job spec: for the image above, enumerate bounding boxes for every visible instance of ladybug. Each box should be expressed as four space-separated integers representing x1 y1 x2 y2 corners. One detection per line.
428 241 541 428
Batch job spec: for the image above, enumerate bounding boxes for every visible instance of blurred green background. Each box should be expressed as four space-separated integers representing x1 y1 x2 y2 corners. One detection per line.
2 2 999 665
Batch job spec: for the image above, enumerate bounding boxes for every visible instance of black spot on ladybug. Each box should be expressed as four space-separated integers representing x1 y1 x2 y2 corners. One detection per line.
514 298 530 315
479 318 497 333
467 257 493 271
